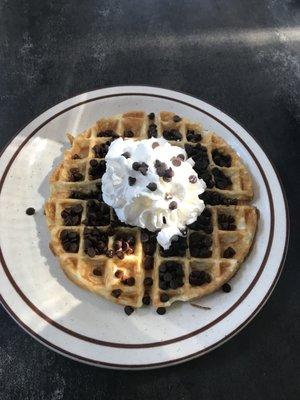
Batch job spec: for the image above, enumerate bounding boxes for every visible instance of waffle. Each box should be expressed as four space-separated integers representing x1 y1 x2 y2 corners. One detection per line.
45 111 258 312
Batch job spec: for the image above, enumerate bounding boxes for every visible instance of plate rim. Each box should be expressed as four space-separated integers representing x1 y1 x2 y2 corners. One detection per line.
0 92 275 349
0 85 290 369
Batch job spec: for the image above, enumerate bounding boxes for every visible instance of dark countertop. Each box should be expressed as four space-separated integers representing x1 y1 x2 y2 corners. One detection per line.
0 1 299 399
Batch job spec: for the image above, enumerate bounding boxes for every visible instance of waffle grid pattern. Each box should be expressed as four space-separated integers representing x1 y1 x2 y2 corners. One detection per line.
45 111 258 310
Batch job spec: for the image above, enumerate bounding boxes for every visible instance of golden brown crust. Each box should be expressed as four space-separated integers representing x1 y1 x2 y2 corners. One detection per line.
45 111 258 309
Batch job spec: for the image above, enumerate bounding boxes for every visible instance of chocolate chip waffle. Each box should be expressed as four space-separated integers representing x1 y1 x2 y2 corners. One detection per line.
45 111 258 313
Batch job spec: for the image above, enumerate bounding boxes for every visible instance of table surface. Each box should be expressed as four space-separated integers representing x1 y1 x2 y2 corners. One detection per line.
0 1 299 399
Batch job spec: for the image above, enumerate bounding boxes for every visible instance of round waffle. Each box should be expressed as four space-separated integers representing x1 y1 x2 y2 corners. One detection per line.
45 111 258 311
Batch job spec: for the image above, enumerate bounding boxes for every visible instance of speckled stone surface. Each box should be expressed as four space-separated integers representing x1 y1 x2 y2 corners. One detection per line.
0 1 299 399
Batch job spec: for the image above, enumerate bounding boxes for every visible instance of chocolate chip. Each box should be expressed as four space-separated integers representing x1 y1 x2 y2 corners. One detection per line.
163 129 182 141
164 193 173 200
60 230 80 253
114 234 136 256
171 157 181 167
85 200 110 226
218 214 236 231
114 239 123 251
112 289 122 298
189 270 211 286
152 142 159 149
144 277 153 287
159 264 167 273
142 295 151 305
124 306 134 315
141 232 149 242
132 162 140 171
192 146 209 165
195 159 209 175
139 163 149 176
154 160 168 177
106 249 114 257
68 243 78 252
132 161 148 175
73 204 83 213
173 115 181 122
199 191 238 206
92 142 110 158
87 247 96 257
159 281 168 290
83 227 108 257
189 232 212 258
163 272 172 282
114 240 122 250
159 261 184 290
144 256 154 270
156 307 166 315
60 207 72 219
61 204 83 226
93 268 102 276
68 231 78 240
60 231 70 241
122 241 129 252
169 201 177 210
69 168 84 182
164 167 174 179
97 129 119 138
88 160 106 180
223 247 236 258
189 175 197 184
185 143 206 158
116 250 124 259
122 152 130 159
26 207 35 215
222 283 231 293
212 168 232 190
72 153 81 159
147 182 157 191
142 233 157 255
185 144 210 177
148 123 158 138
143 242 157 256
148 112 155 120
160 236 187 257
186 130 202 143
115 270 123 278
199 170 214 189
124 129 134 138
170 279 180 289
160 293 169 303
69 184 103 201
125 277 135 286
163 176 172 182
128 177 136 186
157 167 167 177
212 149 232 167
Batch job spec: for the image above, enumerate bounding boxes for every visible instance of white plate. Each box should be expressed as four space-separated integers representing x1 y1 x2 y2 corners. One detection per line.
0 86 289 369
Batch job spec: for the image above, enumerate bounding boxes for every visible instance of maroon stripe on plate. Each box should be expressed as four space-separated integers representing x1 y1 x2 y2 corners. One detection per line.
0 91 287 364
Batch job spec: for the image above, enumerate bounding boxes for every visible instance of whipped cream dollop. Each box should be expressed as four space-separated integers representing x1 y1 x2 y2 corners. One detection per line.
102 137 206 249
